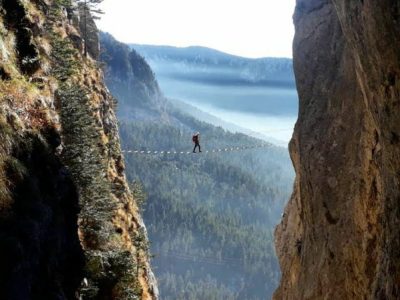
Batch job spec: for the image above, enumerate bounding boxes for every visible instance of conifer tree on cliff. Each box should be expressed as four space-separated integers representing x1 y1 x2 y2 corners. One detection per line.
76 0 104 58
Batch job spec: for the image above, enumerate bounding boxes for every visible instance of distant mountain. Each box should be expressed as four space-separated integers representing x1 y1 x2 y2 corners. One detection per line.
101 33 294 300
131 44 295 88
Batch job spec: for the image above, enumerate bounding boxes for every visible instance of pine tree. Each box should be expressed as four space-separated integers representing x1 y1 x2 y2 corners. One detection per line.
76 0 104 57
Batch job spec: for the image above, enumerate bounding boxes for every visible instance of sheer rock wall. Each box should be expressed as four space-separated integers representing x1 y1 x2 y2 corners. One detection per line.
274 1 400 299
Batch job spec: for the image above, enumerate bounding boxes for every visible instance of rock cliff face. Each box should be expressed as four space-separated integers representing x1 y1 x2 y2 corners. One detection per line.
0 0 157 299
274 1 400 299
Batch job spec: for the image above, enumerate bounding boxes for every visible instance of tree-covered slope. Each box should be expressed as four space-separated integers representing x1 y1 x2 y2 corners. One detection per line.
0 2 157 299
100 33 294 300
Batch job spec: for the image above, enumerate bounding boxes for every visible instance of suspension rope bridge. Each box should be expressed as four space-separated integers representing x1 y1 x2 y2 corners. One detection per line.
121 126 293 155
121 143 273 156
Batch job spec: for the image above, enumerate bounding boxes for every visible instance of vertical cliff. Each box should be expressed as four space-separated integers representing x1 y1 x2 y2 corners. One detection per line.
0 0 157 299
274 1 400 299
275 0 400 299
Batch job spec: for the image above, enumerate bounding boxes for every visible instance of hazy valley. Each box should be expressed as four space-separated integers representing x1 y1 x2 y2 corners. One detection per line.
131 44 298 145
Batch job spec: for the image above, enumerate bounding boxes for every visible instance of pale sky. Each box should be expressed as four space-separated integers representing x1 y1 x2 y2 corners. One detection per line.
96 0 296 58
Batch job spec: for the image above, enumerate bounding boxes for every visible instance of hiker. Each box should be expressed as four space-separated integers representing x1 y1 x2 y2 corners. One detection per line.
192 132 201 153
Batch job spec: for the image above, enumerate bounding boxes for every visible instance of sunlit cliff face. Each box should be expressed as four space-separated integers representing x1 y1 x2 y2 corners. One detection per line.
275 1 400 299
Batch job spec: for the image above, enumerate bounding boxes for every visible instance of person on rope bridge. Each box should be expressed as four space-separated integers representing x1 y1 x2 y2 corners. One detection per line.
192 132 202 153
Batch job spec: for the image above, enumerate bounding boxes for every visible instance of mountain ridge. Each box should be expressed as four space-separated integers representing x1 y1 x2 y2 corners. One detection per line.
130 44 293 61
130 43 295 86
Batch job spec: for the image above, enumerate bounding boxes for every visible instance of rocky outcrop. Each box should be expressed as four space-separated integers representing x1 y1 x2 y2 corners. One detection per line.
274 1 400 299
0 0 157 299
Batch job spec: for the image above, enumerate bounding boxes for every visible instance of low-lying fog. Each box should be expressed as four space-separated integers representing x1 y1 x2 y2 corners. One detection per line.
132 45 299 145
160 78 298 144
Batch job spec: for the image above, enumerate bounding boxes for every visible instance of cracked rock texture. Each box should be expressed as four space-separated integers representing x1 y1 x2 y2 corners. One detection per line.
274 0 400 299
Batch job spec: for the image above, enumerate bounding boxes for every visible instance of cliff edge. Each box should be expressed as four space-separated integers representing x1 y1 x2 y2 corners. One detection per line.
0 0 157 299
275 1 400 299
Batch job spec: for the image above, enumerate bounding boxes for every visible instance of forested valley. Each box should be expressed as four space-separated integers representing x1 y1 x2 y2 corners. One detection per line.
101 32 294 300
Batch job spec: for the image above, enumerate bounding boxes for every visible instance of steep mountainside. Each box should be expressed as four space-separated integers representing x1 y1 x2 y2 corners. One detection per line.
101 34 294 299
0 1 156 299
275 1 400 299
100 33 167 122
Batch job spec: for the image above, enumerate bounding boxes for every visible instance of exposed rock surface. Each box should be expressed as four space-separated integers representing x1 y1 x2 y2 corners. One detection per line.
274 1 400 299
0 0 157 299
